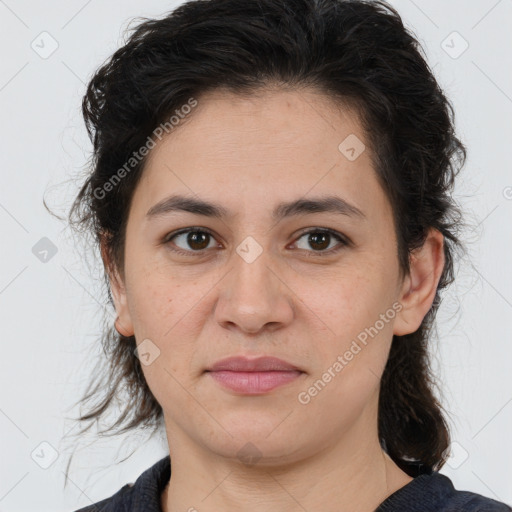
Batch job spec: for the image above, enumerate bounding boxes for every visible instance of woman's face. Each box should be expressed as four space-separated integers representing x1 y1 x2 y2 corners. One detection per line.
110 87 428 465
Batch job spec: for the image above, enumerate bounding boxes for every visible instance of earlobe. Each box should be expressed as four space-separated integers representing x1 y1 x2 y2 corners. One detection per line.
393 228 445 337
114 315 133 337
110 277 135 337
100 236 135 337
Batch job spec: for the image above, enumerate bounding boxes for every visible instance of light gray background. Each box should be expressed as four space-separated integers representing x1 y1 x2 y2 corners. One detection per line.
0 0 511 510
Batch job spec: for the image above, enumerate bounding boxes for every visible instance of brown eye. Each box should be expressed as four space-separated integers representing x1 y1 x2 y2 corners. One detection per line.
307 232 331 251
185 231 210 250
166 229 217 253
293 229 348 255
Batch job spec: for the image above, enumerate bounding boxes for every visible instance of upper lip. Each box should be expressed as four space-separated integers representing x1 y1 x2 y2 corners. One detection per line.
207 356 302 372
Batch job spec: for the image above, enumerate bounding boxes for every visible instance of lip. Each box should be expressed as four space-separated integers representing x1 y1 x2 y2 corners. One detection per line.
205 356 304 394
207 356 301 372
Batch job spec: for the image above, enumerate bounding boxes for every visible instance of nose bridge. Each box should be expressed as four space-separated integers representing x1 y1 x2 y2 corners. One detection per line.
215 238 294 333
231 238 276 305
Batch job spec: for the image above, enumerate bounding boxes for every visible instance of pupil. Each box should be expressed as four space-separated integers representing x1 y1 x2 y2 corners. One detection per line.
188 231 209 250
310 232 329 250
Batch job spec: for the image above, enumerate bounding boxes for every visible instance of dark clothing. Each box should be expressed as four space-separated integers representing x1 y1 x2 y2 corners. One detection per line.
72 455 512 511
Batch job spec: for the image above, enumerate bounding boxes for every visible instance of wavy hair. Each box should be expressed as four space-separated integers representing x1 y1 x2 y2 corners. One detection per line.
62 0 467 482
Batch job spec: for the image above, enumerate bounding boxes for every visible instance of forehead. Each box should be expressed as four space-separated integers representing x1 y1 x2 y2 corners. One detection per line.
135 87 392 227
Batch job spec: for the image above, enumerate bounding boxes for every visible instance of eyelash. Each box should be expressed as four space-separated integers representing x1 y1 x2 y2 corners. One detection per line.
163 227 350 258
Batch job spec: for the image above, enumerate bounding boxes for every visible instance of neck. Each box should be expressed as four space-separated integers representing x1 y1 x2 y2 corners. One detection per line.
161 401 413 512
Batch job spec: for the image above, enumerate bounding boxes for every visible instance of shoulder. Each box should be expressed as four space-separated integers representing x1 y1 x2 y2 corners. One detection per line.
438 475 512 512
70 455 171 512
376 471 512 512
71 482 135 512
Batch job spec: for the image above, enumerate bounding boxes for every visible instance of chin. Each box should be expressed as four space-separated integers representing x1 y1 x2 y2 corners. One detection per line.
197 422 311 466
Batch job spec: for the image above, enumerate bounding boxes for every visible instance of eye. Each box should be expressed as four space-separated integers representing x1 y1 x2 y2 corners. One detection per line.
292 228 349 256
164 228 219 255
163 227 350 257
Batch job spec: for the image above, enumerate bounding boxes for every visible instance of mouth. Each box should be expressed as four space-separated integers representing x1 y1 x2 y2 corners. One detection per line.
205 356 305 394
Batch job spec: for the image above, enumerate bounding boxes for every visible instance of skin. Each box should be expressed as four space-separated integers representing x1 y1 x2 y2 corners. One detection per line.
105 87 445 512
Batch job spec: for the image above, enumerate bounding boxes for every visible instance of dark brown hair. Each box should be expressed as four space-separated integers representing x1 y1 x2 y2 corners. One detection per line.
63 0 467 482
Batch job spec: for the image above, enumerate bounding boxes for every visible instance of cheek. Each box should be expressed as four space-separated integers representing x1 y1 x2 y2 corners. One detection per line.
126 273 200 400
124 270 192 362
124 243 188 325
125 263 214 365
307 270 397 375
304 269 390 332
127 278 174 333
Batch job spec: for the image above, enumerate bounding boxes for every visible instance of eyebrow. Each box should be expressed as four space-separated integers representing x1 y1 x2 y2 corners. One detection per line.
146 194 366 222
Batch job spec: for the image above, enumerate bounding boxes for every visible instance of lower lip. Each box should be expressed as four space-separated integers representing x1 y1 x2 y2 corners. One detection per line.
207 370 303 394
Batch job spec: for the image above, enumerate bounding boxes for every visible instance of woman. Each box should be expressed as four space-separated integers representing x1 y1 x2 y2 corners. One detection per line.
67 0 512 510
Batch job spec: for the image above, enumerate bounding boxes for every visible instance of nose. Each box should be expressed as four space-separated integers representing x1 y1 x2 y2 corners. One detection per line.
214 248 295 336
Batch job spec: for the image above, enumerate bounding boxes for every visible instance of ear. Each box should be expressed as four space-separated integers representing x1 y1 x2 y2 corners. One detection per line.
393 228 445 336
100 235 134 337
